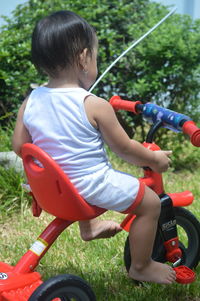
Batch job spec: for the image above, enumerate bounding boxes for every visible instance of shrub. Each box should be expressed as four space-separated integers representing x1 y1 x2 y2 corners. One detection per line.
0 0 148 120
0 0 200 122
0 0 200 167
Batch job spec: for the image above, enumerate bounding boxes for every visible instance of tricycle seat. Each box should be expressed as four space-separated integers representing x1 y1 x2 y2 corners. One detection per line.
21 143 107 221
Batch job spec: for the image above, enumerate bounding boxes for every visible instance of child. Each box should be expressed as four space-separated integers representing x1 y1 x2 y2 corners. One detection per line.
12 10 176 284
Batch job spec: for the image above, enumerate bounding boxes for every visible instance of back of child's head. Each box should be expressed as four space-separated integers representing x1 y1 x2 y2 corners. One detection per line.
31 10 96 77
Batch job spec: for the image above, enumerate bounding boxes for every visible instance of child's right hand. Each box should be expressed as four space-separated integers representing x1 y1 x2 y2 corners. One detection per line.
150 150 172 173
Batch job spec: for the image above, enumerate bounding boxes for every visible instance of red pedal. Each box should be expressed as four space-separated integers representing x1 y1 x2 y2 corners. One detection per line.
174 265 195 284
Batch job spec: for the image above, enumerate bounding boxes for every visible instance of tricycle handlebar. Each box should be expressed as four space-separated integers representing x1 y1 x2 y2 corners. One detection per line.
182 121 200 147
109 95 200 147
109 96 142 114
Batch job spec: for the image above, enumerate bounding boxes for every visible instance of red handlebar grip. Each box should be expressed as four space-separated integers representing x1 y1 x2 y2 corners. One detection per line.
182 120 200 147
109 95 141 114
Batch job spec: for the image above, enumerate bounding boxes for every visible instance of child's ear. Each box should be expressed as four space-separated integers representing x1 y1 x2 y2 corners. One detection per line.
79 48 89 70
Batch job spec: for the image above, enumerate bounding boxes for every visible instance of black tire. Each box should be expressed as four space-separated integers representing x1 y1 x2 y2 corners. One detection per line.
28 274 96 301
124 207 200 272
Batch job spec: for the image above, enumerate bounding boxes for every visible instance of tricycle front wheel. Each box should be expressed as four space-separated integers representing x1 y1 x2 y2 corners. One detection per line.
124 207 200 271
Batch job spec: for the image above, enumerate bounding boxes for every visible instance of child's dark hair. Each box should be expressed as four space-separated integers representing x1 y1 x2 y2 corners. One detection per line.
31 10 96 77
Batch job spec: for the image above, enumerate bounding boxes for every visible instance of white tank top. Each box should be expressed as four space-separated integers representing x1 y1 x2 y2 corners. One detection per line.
24 87 110 178
23 86 140 212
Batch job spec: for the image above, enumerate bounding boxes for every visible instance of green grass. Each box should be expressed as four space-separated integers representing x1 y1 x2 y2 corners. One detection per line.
0 154 200 300
1 210 200 300
0 166 31 217
0 126 200 299
0 125 13 152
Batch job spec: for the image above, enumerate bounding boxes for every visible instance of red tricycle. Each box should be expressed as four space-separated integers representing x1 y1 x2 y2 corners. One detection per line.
0 96 199 300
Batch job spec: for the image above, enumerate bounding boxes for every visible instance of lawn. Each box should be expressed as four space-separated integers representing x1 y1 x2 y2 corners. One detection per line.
0 152 200 300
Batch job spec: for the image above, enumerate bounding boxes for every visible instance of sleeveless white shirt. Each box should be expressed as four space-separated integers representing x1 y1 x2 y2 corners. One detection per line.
24 87 141 212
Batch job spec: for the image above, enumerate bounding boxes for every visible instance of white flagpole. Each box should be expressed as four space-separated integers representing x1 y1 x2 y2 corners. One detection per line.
89 7 177 93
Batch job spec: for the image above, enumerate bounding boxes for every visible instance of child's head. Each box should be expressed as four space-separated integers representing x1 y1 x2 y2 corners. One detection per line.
31 10 97 87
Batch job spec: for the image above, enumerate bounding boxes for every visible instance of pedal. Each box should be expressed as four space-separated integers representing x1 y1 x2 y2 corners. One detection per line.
174 265 195 284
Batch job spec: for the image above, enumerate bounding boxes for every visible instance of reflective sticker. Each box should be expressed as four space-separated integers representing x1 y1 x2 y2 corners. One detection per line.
0 272 8 280
29 238 48 256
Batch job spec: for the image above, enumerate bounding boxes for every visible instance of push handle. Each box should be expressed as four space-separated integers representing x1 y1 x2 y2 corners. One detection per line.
109 95 141 114
182 120 200 147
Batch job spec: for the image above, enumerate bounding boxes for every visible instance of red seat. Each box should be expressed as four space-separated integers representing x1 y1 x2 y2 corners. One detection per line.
21 143 107 221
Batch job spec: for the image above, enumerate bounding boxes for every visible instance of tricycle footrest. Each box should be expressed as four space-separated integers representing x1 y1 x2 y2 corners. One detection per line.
1 280 42 301
0 261 43 300
174 265 195 284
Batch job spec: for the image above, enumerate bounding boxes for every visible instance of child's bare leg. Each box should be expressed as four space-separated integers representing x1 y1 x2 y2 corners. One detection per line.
128 186 176 284
79 218 122 241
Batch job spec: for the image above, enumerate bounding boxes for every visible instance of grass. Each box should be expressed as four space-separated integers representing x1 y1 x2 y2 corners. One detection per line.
1 209 200 300
0 166 29 216
0 126 200 299
0 124 13 152
0 152 200 300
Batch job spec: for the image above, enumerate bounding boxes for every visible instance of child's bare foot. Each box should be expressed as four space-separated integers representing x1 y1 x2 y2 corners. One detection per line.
129 260 176 284
79 219 122 241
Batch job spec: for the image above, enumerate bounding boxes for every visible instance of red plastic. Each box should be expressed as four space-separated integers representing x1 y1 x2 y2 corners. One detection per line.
168 191 194 207
174 266 196 284
142 142 161 151
164 237 182 263
21 143 107 221
109 95 141 114
182 120 200 147
30 192 42 217
120 214 136 232
141 142 164 195
0 262 42 301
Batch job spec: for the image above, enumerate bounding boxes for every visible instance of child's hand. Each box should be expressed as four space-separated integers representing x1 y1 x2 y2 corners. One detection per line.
150 150 172 173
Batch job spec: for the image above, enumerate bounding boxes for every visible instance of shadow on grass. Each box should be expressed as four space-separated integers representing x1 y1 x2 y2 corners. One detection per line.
36 260 200 301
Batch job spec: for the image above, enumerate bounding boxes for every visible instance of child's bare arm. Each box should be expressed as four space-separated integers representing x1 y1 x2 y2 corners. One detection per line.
12 98 32 157
84 96 171 173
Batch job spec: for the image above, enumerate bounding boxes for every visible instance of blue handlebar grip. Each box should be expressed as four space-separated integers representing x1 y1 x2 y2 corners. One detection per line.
142 103 191 132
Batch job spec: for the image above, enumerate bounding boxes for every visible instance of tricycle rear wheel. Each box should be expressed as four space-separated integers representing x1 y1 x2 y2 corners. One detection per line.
28 274 96 301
